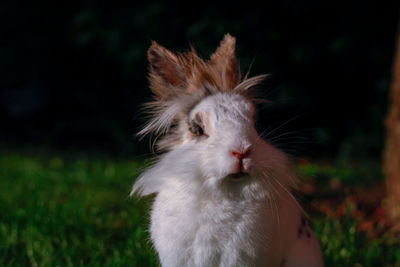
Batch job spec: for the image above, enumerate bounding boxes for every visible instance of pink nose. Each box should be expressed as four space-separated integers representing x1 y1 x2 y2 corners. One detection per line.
230 149 251 160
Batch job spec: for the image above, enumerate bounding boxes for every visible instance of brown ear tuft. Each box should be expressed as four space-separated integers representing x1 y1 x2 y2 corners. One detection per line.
147 41 186 99
210 34 241 89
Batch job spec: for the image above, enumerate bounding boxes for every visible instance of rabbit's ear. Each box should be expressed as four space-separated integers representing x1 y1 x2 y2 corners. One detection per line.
210 34 241 89
148 41 186 99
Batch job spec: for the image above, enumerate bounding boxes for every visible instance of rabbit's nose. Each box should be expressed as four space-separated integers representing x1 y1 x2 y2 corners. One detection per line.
231 148 251 172
230 148 251 160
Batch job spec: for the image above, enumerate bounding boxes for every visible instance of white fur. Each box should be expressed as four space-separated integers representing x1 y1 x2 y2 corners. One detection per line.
131 93 324 267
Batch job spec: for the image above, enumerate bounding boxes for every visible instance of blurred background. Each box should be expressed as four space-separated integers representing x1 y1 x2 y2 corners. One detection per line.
1 0 398 161
2 1 400 266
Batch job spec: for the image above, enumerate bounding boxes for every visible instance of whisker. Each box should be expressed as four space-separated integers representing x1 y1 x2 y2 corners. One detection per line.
268 172 304 214
264 177 281 230
262 114 304 139
265 129 311 142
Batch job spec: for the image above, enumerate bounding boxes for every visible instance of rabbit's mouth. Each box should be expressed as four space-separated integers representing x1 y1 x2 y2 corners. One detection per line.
227 171 249 180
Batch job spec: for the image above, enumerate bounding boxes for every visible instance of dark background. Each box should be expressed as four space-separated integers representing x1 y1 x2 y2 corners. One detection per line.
1 0 398 160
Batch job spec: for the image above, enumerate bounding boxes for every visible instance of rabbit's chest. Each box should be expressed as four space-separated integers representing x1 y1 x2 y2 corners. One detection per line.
150 189 279 266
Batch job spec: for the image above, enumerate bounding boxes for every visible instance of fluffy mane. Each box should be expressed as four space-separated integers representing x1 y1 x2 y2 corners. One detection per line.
138 34 267 150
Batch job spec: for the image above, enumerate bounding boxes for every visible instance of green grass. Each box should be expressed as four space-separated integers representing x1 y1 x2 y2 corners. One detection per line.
0 153 399 266
297 161 383 186
0 153 158 266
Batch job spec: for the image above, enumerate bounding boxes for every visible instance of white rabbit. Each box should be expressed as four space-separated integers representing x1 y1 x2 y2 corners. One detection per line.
131 34 324 267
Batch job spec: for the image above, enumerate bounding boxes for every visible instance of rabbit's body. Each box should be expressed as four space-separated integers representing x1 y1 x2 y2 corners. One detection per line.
151 170 321 267
152 178 282 266
131 35 323 266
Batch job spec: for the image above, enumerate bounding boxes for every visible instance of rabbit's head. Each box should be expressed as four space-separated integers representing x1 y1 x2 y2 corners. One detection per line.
132 34 296 199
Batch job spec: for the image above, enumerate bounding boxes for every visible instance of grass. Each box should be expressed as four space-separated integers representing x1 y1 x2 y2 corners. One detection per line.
0 153 158 266
0 152 399 266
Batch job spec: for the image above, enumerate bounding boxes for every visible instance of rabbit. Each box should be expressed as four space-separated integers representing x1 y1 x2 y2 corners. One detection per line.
130 34 324 267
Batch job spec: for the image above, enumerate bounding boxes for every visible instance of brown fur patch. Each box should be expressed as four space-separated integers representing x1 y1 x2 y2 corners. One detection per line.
147 34 243 103
200 112 212 137
210 34 241 89
140 34 268 152
148 43 185 87
156 116 187 151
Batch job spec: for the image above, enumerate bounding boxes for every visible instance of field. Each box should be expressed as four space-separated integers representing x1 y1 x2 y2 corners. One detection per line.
0 152 399 266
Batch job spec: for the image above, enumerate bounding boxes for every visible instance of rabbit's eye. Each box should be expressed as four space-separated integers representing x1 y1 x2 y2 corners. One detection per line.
189 112 209 138
189 122 205 136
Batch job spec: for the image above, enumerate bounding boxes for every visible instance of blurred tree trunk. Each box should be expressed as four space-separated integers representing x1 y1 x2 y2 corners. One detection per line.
384 21 400 228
